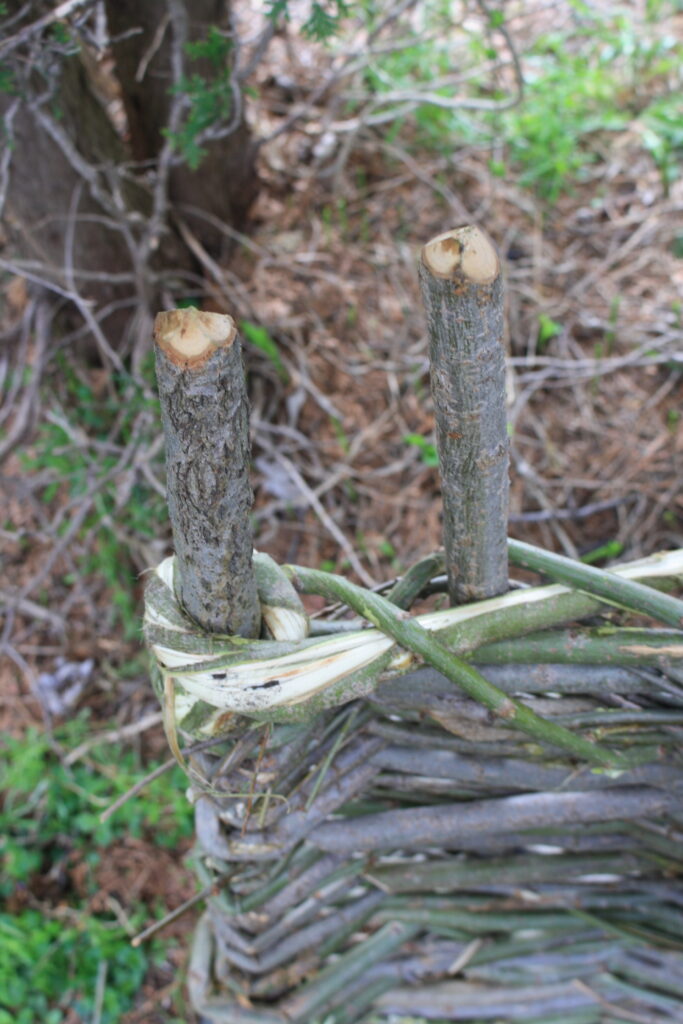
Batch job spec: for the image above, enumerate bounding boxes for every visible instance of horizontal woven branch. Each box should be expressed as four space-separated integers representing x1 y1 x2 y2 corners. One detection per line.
144 546 683 761
182 665 683 1022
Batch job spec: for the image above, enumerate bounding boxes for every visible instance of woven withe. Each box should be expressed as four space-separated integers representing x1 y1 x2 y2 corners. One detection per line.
144 550 683 1024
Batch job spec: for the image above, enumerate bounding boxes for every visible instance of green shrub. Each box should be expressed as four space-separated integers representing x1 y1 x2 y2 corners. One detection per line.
0 716 194 1022
355 2 683 200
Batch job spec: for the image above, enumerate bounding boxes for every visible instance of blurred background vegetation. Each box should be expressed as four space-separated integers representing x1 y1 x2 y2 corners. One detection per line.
1 0 682 1019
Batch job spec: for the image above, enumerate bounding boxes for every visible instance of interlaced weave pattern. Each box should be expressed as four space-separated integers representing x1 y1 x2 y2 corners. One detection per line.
143 549 683 1024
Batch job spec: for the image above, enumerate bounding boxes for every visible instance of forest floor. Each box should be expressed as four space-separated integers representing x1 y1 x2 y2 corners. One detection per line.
1 5 682 1021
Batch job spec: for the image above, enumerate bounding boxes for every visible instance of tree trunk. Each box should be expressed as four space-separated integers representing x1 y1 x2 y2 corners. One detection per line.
0 0 258 354
105 0 259 255
0 27 141 347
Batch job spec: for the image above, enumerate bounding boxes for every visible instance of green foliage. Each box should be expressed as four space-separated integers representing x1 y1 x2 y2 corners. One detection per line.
167 3 353 165
404 433 439 467
267 0 351 39
330 416 351 455
165 28 234 169
0 911 147 1024
49 21 74 47
537 313 563 349
666 408 680 431
580 539 624 564
497 41 622 197
641 95 683 191
184 25 231 66
241 320 289 382
17 355 165 638
303 1 351 40
1 716 193 898
0 63 16 94
0 715 193 1022
358 2 682 200
493 18 682 199
266 0 289 21
377 539 395 558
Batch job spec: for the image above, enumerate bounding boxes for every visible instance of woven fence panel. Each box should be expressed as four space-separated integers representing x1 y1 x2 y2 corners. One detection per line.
183 665 683 1024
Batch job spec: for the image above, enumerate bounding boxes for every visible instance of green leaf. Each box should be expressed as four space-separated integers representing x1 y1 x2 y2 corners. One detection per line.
165 35 235 170
266 0 289 22
0 64 16 94
304 0 350 39
240 321 289 382
537 313 563 348
404 433 439 467
580 540 624 564
184 26 231 66
378 539 396 559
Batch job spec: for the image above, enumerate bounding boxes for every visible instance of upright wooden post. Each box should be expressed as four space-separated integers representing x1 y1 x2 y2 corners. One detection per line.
419 226 509 603
153 308 261 638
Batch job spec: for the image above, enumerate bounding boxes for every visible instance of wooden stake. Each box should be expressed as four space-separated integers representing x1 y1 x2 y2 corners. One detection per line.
419 226 509 604
154 308 261 638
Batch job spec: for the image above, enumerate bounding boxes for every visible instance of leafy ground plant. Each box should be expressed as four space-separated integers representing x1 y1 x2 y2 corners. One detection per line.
357 1 682 201
491 11 683 200
0 714 194 1023
404 432 439 467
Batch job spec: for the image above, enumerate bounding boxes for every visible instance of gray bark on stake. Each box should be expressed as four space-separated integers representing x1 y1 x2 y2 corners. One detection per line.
154 308 261 637
419 225 509 603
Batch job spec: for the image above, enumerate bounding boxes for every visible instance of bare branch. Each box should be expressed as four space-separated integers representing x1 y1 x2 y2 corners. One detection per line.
0 0 96 60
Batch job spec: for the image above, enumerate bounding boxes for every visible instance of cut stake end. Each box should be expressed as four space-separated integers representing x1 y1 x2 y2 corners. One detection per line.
421 226 499 284
154 308 236 369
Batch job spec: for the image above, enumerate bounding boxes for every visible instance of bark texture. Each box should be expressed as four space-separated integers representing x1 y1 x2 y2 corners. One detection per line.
0 0 257 354
0 44 137 341
419 225 509 604
309 786 676 854
154 308 261 637
105 0 258 254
